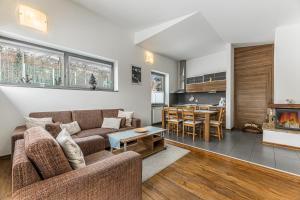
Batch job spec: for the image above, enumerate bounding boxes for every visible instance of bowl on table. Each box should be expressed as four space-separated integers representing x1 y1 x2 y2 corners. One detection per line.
134 128 148 133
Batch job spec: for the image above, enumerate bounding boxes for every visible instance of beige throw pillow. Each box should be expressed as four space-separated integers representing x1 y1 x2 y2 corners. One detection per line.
60 121 81 135
25 117 53 129
102 118 122 129
56 129 86 170
118 111 134 127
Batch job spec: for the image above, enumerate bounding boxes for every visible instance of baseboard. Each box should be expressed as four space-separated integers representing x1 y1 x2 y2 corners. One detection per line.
263 141 300 151
166 139 300 183
0 154 11 160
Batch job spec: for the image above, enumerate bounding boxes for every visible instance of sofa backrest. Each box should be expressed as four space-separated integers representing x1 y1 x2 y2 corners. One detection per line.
72 110 103 130
29 109 124 130
102 108 123 118
29 111 73 124
12 139 41 192
24 127 72 179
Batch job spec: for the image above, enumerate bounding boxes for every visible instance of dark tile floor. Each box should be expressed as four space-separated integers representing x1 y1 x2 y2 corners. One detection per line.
164 128 300 175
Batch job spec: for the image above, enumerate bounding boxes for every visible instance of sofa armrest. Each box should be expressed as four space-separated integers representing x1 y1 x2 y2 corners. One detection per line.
11 125 27 155
73 135 106 156
12 151 142 200
131 118 141 128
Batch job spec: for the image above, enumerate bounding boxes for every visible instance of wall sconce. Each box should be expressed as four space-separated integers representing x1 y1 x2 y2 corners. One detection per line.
18 5 48 32
145 51 154 64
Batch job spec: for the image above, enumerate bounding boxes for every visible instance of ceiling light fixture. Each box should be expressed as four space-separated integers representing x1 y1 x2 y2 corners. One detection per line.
18 5 48 33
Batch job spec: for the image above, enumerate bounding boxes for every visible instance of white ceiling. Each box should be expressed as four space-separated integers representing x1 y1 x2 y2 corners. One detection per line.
138 12 226 60
72 0 300 60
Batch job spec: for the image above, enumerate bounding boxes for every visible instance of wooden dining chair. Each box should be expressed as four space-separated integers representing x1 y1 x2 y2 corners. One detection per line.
209 108 225 141
182 108 202 142
208 106 218 120
167 107 182 136
195 106 205 123
198 105 209 110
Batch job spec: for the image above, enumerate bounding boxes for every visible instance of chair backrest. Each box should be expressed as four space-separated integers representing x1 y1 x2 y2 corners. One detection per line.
167 107 179 120
186 105 197 110
182 108 195 123
217 108 225 123
208 106 218 111
198 106 209 110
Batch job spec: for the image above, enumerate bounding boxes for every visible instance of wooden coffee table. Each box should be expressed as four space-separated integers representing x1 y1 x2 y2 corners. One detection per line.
108 126 167 158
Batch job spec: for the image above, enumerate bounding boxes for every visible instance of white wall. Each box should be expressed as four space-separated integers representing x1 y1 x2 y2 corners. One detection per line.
225 44 234 130
274 24 300 103
186 46 234 129
0 0 177 156
186 50 228 78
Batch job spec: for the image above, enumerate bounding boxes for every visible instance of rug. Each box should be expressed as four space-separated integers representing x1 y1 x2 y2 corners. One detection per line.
142 144 190 182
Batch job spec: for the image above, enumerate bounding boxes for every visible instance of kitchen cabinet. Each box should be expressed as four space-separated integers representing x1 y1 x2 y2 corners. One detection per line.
186 80 226 93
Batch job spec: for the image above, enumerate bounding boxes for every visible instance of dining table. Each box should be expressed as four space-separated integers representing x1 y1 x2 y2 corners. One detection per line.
162 108 218 142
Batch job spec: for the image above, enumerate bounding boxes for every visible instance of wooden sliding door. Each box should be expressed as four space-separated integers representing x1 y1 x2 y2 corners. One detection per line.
234 44 274 129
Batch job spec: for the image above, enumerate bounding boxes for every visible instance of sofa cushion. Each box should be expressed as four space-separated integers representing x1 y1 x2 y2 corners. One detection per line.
56 129 86 170
73 135 106 156
60 121 81 135
73 128 117 139
102 118 122 129
119 117 126 128
45 122 62 138
24 117 53 129
118 111 134 127
73 127 134 148
29 111 73 124
84 151 114 165
102 109 127 127
12 139 41 192
72 110 103 130
24 127 72 179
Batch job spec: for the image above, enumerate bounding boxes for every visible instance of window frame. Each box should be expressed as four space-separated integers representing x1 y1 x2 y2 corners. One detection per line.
0 36 115 92
151 71 166 106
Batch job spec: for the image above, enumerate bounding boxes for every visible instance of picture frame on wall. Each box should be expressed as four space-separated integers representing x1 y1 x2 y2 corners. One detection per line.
132 65 142 84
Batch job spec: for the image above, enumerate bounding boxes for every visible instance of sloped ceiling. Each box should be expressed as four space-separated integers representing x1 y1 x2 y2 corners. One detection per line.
72 0 300 60
138 12 226 60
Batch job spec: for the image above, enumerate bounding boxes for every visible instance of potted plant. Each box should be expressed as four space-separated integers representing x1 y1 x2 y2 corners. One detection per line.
89 74 97 90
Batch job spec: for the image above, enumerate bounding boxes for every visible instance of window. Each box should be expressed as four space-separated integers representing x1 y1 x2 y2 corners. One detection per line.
151 72 165 104
0 40 64 87
69 56 113 90
0 37 114 91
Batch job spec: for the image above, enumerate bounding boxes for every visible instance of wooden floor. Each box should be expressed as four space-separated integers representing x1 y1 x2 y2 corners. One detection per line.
143 151 300 200
143 139 300 200
1 147 300 200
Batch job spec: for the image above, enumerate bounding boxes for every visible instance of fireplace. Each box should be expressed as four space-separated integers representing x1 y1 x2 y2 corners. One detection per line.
275 108 300 130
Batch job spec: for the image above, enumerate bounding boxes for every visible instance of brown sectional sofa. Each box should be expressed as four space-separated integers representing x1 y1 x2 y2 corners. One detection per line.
11 108 141 154
12 127 142 200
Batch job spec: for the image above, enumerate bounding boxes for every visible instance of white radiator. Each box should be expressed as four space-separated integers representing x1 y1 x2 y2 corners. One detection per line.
152 106 163 124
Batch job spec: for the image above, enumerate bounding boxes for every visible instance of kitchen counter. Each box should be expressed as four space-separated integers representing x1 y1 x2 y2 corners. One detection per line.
171 104 225 108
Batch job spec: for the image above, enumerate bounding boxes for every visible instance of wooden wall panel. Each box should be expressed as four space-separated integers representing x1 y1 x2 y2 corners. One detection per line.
234 44 274 129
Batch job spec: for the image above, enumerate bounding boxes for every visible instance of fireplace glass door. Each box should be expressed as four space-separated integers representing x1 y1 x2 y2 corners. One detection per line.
275 109 300 130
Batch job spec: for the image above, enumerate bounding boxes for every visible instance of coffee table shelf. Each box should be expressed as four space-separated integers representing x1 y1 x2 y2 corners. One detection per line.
109 126 166 158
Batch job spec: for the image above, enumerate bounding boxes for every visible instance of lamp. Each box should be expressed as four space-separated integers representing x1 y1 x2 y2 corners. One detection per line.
145 51 154 64
18 5 48 32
